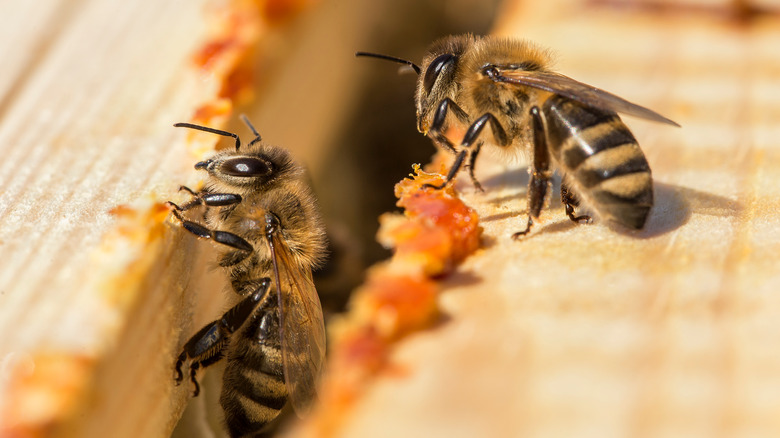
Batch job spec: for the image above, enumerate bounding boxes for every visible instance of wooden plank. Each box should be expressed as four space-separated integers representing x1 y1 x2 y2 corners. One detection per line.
0 1 252 436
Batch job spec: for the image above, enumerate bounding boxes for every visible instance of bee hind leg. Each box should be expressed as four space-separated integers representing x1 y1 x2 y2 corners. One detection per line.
174 322 227 397
512 106 550 240
560 183 592 225
174 279 272 396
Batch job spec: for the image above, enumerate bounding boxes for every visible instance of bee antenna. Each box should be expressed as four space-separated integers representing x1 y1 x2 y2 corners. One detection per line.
355 51 421 75
174 122 241 151
239 114 263 149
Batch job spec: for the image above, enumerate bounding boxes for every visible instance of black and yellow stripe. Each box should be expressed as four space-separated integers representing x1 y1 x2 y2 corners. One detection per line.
543 95 653 229
220 308 287 437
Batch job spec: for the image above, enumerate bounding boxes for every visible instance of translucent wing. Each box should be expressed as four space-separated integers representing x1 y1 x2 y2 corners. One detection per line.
266 228 326 418
491 67 680 127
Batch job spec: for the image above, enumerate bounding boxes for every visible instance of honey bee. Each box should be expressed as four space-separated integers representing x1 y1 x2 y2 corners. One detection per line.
357 34 679 237
168 116 327 437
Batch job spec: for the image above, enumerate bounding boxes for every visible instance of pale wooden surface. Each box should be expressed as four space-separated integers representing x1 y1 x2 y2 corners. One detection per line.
0 0 208 352
320 2 780 438
0 1 222 436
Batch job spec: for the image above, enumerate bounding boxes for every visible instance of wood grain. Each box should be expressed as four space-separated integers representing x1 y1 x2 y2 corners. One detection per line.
0 1 245 436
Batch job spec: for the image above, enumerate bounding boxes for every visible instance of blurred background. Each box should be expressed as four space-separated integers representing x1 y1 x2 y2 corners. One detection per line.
236 0 503 314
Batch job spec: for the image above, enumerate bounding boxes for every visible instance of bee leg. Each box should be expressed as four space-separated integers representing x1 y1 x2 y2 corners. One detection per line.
188 362 203 397
422 149 467 190
428 98 470 154
466 142 484 192
177 187 243 209
424 111 509 191
174 279 272 397
175 325 225 397
239 114 263 148
461 113 510 192
422 99 474 190
461 113 510 149
169 207 254 253
171 187 202 211
513 106 550 239
561 183 592 224
201 193 242 206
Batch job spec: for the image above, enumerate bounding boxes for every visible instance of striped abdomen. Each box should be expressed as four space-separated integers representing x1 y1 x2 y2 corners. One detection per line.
543 95 653 229
220 303 287 437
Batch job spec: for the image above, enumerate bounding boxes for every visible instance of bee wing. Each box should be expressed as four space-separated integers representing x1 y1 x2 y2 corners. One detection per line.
267 230 326 418
493 68 680 127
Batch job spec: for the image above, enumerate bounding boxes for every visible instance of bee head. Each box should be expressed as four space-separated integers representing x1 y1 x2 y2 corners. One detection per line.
174 119 298 192
195 146 297 191
414 35 473 134
355 35 474 133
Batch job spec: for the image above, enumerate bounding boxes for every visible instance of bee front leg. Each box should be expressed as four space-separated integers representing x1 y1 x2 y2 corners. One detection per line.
512 106 550 239
427 98 470 154
422 99 472 191
175 279 272 396
422 149 468 190
177 186 243 209
168 203 254 258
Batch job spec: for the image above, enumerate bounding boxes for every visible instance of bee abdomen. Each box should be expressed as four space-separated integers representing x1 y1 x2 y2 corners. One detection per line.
220 344 286 437
544 96 653 229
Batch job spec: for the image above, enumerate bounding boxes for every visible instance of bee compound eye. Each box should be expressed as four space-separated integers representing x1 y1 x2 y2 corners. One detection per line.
221 157 273 177
483 65 499 78
423 53 457 94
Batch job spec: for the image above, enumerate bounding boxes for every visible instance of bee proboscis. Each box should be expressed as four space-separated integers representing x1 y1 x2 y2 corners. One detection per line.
169 116 327 437
357 34 679 237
